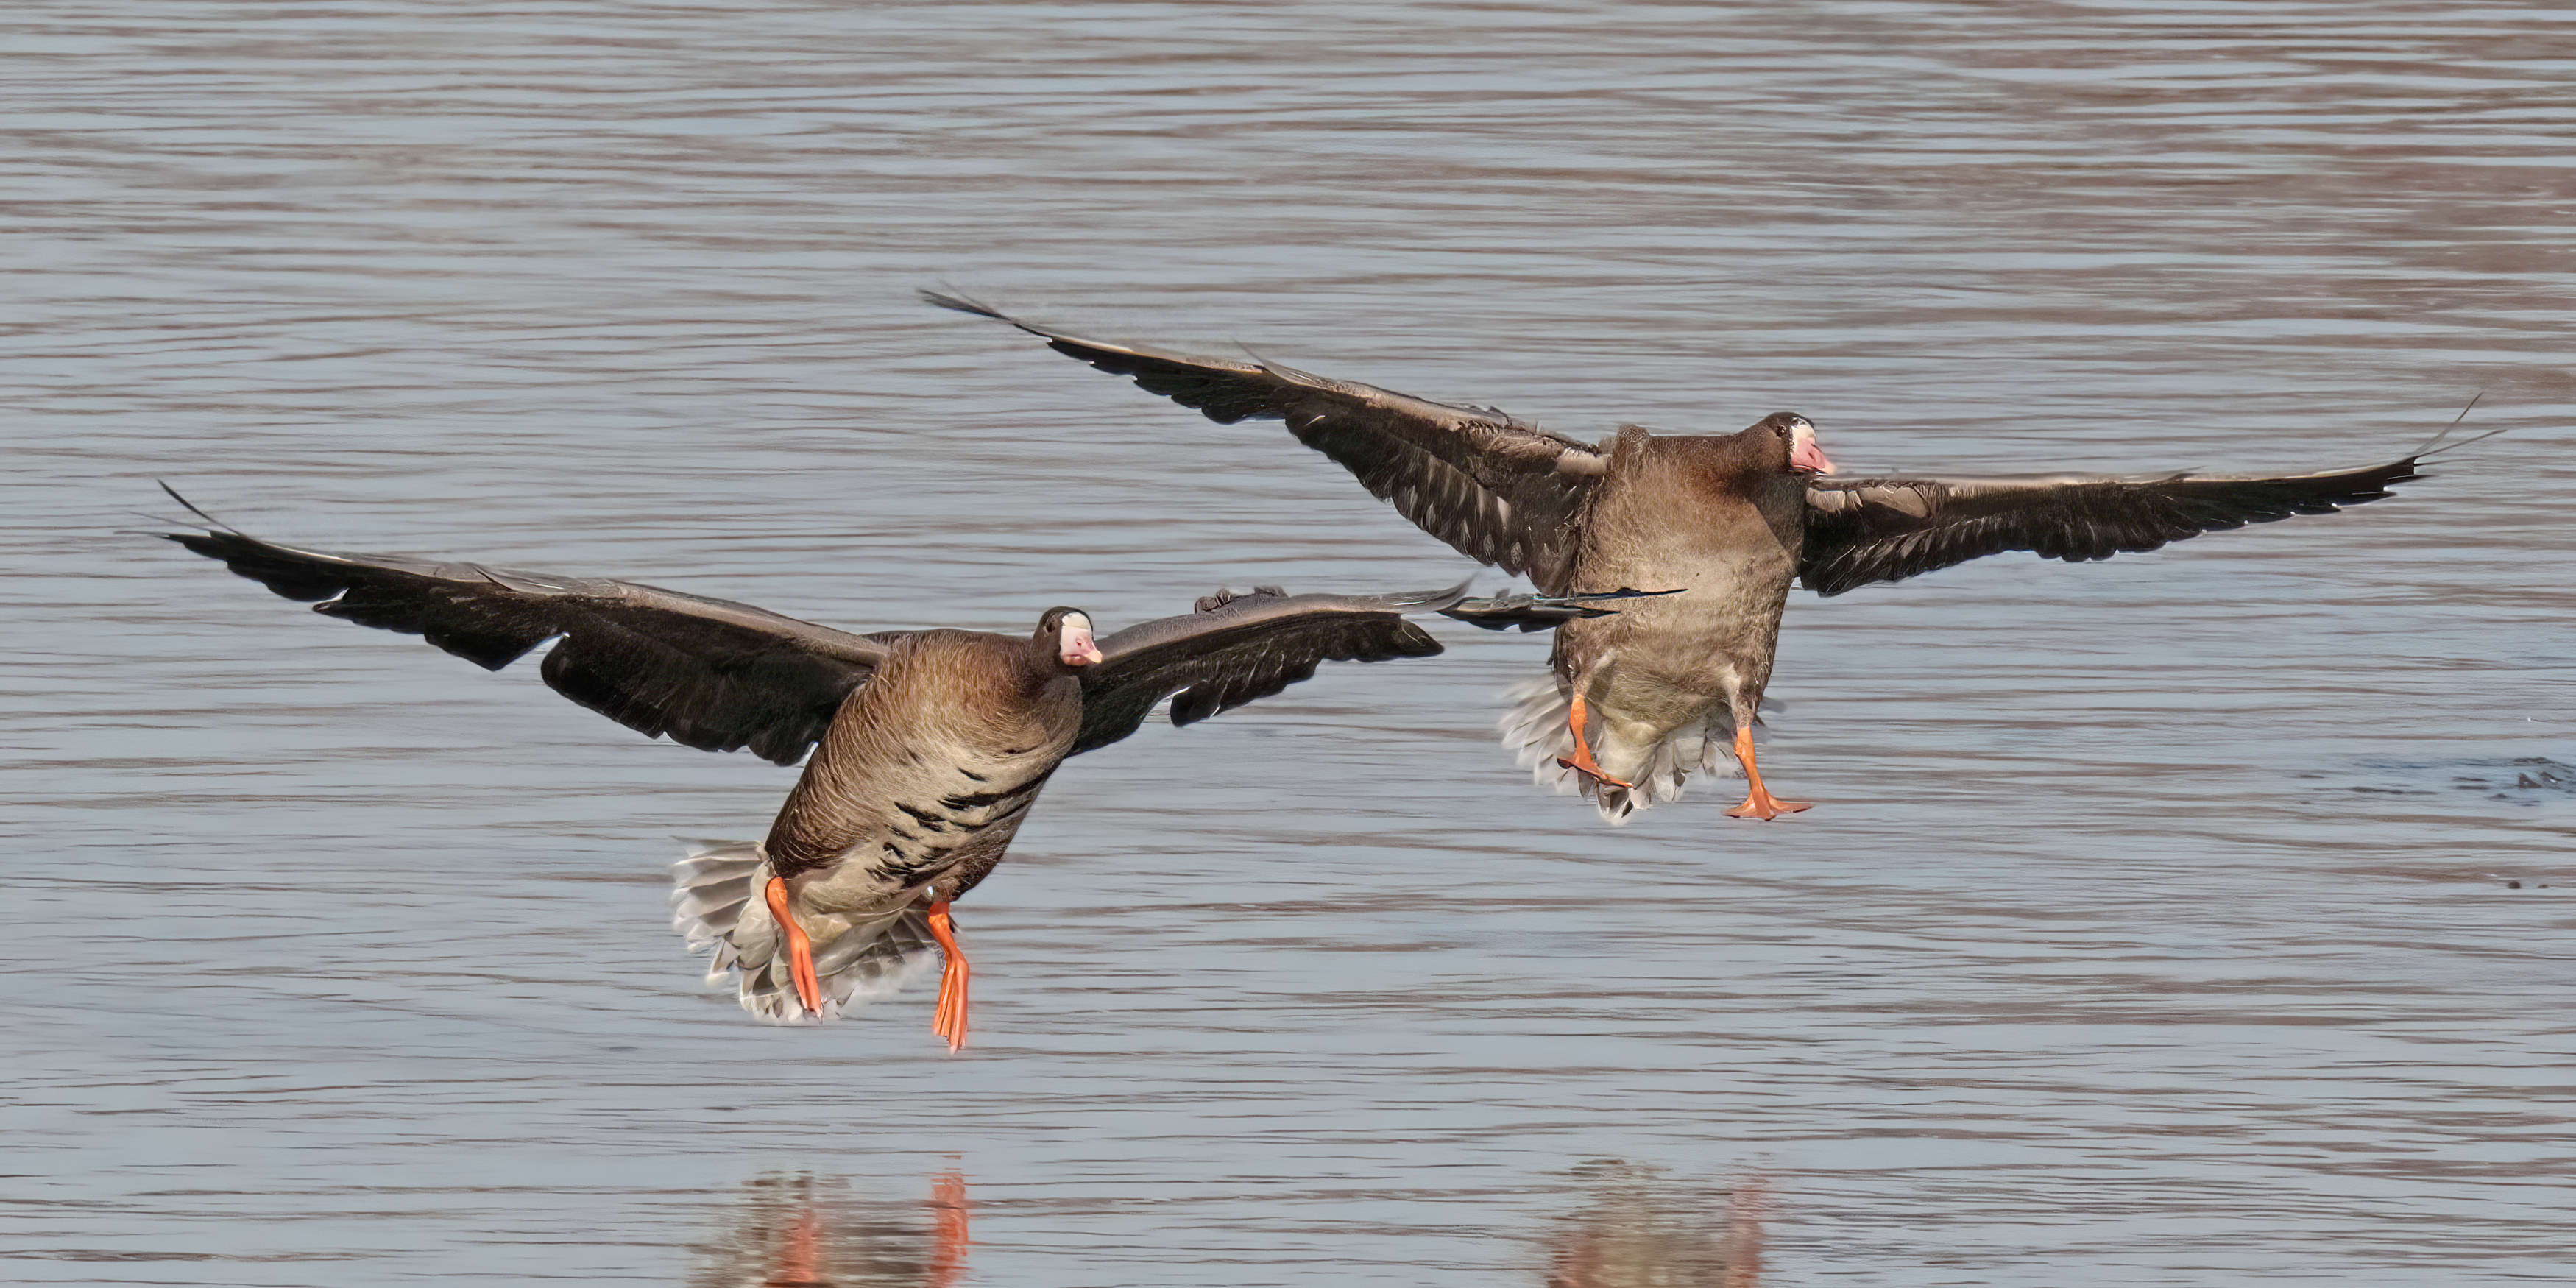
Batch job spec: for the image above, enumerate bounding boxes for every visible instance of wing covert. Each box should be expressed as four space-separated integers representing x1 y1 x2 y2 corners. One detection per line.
924 291 1607 592
1069 584 1463 755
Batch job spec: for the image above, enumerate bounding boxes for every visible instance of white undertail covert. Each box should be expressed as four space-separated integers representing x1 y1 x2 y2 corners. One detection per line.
669 841 940 1025
1499 676 1774 825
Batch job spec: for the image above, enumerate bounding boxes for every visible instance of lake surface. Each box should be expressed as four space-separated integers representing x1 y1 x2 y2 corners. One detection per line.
4 1 2571 1283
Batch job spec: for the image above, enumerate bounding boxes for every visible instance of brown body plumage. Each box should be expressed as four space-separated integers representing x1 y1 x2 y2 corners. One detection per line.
1546 427 1808 816
726 626 1082 1023
768 629 1077 887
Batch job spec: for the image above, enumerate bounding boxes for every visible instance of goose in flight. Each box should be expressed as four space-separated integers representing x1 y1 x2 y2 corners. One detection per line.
163 490 1623 1043
925 292 2466 824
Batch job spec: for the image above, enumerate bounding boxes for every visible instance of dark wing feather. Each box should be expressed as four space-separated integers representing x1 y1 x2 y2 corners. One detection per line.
1800 453 2426 597
925 291 1607 593
1437 587 1685 632
166 520 891 765
1070 584 1465 756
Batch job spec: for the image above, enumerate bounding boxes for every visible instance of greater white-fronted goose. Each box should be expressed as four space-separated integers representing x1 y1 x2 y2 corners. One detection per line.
163 491 1617 1043
927 293 2474 825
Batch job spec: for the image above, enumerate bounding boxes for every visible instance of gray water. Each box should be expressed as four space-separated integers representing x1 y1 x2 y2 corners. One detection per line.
4 2 2571 1284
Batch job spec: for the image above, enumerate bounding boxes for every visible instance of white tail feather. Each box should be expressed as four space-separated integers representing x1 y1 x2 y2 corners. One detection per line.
670 841 941 1025
1498 676 1766 825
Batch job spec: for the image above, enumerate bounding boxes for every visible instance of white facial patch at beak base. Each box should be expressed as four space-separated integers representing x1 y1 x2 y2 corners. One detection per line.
1790 422 1836 475
1059 613 1103 667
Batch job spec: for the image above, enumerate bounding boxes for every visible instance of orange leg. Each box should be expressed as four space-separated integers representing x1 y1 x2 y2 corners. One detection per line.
926 900 972 1052
1722 725 1811 821
764 876 824 1017
1553 693 1633 789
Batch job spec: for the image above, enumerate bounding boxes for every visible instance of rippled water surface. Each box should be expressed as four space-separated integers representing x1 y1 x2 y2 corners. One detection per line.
6 2 2572 1284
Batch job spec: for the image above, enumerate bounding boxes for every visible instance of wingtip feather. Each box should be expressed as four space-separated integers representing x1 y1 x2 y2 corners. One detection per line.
919 287 1005 319
156 481 240 534
1423 578 1474 611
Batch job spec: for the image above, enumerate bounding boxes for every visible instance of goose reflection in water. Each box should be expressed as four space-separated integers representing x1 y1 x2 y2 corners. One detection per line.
690 1164 1761 1285
1547 1162 1765 1288
688 1172 968 1288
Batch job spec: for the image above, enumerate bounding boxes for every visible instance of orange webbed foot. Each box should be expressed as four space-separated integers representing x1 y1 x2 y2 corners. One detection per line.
926 900 971 1052
1555 692 1634 790
1555 751 1635 790
1722 725 1810 822
764 876 824 1018
1724 792 1814 821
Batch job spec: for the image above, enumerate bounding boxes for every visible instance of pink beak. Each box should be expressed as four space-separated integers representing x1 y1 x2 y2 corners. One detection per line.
1062 631 1103 667
1791 438 1836 475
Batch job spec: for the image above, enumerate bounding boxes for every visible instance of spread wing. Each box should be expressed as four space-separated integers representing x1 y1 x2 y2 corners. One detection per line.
925 291 1607 593
163 495 894 765
1799 453 2427 596
1071 584 1464 756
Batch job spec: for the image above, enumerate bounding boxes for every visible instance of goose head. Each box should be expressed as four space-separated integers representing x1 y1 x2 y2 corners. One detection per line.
1749 411 1835 476
1034 606 1103 670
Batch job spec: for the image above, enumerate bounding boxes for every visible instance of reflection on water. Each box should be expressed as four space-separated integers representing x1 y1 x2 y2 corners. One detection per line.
1546 1163 1762 1288
689 1172 968 1288
691 1165 1762 1288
